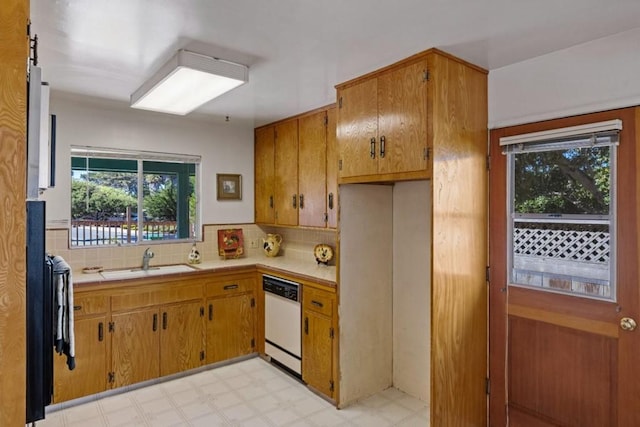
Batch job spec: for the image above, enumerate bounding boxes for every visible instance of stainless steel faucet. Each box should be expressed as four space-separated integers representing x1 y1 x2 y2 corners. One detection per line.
142 247 154 270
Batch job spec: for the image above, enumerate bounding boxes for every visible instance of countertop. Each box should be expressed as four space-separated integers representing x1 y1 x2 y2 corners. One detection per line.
73 254 336 286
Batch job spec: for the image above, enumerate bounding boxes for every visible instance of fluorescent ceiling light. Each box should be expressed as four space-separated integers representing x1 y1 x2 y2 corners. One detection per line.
130 50 248 115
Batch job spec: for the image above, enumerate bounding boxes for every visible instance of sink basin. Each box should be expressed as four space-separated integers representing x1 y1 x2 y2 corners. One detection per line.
101 264 196 280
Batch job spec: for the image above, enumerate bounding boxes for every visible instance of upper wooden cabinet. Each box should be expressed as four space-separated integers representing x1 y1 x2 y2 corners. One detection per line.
336 49 485 184
274 119 299 226
255 105 337 229
255 126 276 224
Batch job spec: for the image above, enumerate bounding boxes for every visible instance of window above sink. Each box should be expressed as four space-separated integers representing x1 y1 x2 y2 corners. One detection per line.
70 146 201 247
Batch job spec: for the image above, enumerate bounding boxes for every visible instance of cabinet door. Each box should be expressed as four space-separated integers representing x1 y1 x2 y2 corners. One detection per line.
255 126 275 224
377 60 428 175
302 310 334 398
337 78 378 178
112 307 159 388
53 316 108 403
326 107 338 228
160 301 204 377
299 111 327 227
274 120 299 225
206 293 255 364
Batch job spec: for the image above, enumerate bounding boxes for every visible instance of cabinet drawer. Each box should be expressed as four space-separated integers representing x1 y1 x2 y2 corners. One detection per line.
303 288 334 317
73 294 108 316
205 277 255 298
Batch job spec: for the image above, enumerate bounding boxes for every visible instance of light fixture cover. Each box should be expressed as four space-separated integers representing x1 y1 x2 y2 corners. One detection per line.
130 50 248 115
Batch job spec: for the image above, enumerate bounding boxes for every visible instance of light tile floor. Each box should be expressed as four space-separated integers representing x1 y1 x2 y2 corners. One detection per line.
39 357 429 426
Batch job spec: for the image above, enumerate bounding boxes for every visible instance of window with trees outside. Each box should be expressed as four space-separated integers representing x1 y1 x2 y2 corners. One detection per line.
503 120 620 301
70 147 200 247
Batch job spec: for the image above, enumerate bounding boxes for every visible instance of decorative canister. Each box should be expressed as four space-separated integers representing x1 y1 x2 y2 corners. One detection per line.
188 243 201 264
262 233 283 257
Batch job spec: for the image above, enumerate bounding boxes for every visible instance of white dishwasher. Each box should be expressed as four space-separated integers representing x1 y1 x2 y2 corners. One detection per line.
263 274 301 377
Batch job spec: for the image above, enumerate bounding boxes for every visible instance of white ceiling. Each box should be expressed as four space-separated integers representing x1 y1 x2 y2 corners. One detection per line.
30 0 640 127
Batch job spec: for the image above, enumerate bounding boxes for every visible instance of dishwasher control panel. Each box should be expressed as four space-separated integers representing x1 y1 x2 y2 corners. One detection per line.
263 274 299 302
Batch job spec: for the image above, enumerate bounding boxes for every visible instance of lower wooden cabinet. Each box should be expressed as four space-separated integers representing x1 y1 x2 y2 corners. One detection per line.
160 301 205 376
111 307 160 388
53 315 108 402
205 273 256 364
302 285 337 399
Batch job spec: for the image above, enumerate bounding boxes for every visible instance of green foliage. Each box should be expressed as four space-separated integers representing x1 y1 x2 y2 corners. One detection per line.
514 146 610 215
144 180 177 220
71 178 136 220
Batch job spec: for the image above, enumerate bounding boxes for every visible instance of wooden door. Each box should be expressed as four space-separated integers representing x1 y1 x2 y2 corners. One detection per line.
111 308 159 388
274 119 299 225
489 108 640 426
298 110 327 227
255 126 275 224
53 316 108 402
336 78 379 179
303 309 334 398
160 301 204 377
377 60 428 175
326 107 338 228
206 294 255 364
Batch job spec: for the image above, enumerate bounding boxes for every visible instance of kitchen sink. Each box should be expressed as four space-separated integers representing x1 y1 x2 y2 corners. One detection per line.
100 264 197 280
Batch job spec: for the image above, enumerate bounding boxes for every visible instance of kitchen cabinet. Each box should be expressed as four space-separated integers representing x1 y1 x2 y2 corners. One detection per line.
110 279 204 388
53 293 109 403
274 119 299 226
298 107 338 228
255 105 337 229
336 57 430 183
255 125 275 224
337 48 488 426
302 284 337 399
205 273 256 364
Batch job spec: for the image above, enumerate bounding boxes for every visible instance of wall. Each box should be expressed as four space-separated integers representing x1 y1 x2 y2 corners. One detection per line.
489 27 640 128
393 181 431 402
42 93 255 226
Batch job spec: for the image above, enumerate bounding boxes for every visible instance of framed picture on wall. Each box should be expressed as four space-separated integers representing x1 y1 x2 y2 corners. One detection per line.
217 174 242 200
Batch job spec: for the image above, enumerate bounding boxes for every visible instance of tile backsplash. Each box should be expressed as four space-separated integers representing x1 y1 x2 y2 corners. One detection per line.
47 224 337 273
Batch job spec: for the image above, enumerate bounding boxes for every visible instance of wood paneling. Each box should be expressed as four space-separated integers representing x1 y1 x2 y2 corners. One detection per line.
255 126 275 224
509 316 616 426
0 0 28 424
430 52 488 426
274 119 299 225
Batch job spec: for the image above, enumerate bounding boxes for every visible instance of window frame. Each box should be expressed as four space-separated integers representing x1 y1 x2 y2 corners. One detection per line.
504 127 618 302
70 146 201 247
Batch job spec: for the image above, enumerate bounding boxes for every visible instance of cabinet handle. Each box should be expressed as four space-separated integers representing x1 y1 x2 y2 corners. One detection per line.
370 137 376 159
98 322 104 342
162 312 167 330
299 194 304 209
311 300 324 308
224 284 239 290
73 305 82 311
292 194 297 209
269 195 274 208
209 304 213 321
328 193 334 210
152 313 158 331
304 317 309 335
380 135 386 158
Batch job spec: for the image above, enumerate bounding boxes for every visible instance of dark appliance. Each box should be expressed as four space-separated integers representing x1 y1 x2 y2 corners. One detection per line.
26 200 53 423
